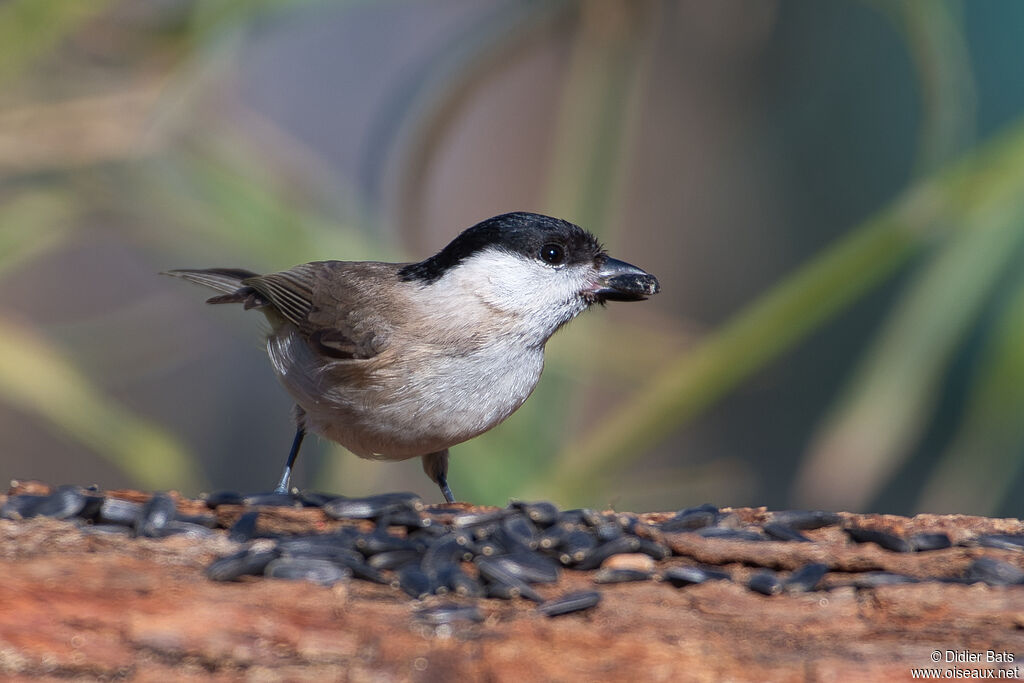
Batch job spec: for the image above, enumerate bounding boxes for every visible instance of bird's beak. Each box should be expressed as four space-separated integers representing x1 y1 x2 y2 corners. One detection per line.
590 257 660 302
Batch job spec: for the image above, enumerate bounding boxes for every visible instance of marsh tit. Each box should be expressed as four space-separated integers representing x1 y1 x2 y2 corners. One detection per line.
165 212 659 502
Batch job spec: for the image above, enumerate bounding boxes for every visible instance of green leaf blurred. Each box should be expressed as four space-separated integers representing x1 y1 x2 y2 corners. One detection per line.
796 185 1024 511
538 115 1024 505
915 274 1024 515
2 0 1024 516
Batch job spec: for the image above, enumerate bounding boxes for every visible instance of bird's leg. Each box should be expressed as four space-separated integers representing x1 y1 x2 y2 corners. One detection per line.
422 450 455 503
274 406 307 493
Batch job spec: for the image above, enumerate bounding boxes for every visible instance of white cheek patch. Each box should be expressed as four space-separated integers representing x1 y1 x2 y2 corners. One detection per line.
433 248 595 340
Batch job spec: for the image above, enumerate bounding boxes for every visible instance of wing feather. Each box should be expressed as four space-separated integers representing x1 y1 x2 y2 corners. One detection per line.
246 262 396 362
243 266 316 329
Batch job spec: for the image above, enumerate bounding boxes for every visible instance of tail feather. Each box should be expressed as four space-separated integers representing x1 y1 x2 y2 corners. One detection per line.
162 268 260 295
162 267 265 305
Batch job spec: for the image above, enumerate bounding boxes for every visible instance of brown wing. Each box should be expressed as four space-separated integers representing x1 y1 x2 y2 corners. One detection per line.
243 262 395 361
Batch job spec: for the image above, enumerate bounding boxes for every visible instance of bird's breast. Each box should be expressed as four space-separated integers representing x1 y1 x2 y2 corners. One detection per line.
267 327 546 458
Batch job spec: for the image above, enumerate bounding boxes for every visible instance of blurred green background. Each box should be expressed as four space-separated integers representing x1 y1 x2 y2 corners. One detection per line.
2 0 1024 515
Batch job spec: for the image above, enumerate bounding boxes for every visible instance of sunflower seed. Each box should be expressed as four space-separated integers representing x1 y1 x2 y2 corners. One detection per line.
265 557 350 585
762 523 811 543
908 533 951 552
436 563 484 598
848 572 919 588
414 603 484 625
696 527 766 542
35 486 88 520
536 591 601 617
206 548 279 581
843 528 910 553
397 564 433 599
509 500 560 527
325 493 423 519
242 492 302 507
98 498 143 526
785 563 828 592
965 558 1024 586
662 566 730 587
658 504 720 532
748 571 783 596
973 534 1024 551
476 558 543 602
574 536 642 571
490 551 561 584
0 494 47 519
367 549 422 571
228 511 261 543
593 568 651 584
770 510 841 530
136 493 177 538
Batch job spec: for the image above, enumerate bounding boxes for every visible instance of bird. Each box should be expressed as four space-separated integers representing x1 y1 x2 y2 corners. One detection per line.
164 211 659 502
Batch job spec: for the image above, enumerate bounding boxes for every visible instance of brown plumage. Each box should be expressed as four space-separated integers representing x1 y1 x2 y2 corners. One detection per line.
165 212 659 501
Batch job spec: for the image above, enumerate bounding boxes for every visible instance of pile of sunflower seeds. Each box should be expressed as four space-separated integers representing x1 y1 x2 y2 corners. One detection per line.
3 486 1024 624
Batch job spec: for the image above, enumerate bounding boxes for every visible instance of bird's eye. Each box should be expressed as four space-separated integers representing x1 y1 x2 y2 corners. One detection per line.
540 243 565 265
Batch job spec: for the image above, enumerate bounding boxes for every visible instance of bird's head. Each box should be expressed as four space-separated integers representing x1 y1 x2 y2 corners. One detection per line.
400 212 659 344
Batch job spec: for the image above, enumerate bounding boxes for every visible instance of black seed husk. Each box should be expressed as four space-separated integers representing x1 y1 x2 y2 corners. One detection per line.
908 532 951 552
770 510 841 530
574 536 641 571
397 564 434 599
451 509 510 529
695 527 766 542
593 568 651 584
367 549 422 571
500 515 539 549
35 486 88 520
157 521 217 539
537 590 601 617
489 551 561 584
437 563 484 598
295 491 341 507
843 527 911 553
785 563 829 592
228 511 261 543
974 534 1024 551
265 557 350 585
98 498 143 526
81 523 133 535
414 603 484 625
662 566 730 587
0 494 48 520
476 558 544 602
762 523 811 543
848 572 919 588
510 501 559 527
281 543 364 566
965 558 1024 586
242 492 302 508
537 523 573 550
136 493 177 538
658 504 720 532
748 571 783 596
324 492 423 519
356 532 422 556
635 539 671 561
206 548 279 581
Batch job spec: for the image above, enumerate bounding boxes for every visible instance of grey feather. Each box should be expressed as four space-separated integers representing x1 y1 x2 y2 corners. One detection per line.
162 268 259 295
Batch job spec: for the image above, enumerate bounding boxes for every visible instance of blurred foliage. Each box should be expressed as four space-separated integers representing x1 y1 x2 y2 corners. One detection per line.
1 0 1023 516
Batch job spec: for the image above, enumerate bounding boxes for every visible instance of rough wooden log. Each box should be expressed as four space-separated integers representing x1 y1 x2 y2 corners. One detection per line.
0 482 1022 681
